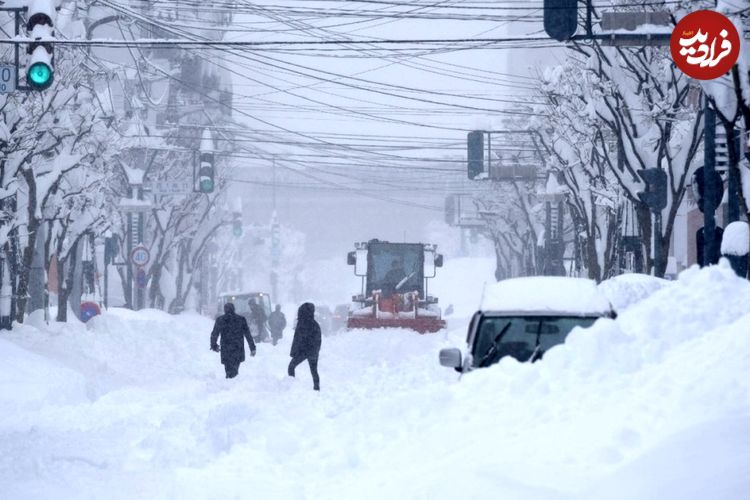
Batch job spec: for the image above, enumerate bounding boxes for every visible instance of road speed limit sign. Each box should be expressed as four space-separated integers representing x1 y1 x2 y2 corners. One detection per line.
130 245 150 267
0 65 17 94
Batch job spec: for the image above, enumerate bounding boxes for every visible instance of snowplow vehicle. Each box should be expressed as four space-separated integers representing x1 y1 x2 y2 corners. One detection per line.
346 239 445 333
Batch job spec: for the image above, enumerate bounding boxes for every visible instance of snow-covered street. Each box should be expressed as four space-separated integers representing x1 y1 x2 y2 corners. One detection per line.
4 1 750 499
2 262 750 500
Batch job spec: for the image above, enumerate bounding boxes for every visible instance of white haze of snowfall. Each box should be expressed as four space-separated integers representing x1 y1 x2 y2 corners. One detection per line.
2 257 750 499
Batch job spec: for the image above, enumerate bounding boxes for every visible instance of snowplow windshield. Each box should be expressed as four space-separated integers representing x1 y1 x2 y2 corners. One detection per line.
366 242 424 298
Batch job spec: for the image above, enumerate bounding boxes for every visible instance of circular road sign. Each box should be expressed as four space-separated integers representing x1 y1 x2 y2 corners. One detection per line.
130 246 151 267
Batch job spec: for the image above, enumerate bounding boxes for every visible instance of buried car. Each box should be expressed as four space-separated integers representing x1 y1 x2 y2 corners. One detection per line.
439 276 615 372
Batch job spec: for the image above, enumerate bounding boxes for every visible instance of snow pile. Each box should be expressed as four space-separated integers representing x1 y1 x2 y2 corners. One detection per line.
0 338 87 413
598 272 671 311
720 221 749 256
1 261 749 499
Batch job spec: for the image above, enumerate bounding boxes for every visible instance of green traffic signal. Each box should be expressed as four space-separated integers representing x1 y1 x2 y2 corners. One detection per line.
233 226 242 237
199 178 214 193
27 62 53 90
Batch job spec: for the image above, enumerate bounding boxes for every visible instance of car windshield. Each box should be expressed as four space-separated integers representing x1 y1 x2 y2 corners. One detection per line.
472 316 598 367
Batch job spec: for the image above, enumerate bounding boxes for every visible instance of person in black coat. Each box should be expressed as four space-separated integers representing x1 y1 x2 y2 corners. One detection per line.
288 302 321 391
211 302 256 378
268 304 287 346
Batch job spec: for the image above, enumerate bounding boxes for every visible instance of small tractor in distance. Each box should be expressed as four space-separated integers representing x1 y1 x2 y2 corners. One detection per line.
346 239 446 333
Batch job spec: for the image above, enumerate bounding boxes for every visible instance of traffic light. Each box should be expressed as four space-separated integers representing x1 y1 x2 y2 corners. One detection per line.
543 0 578 42
232 216 242 237
691 166 723 214
467 130 484 179
198 152 215 193
696 226 724 267
26 0 55 90
637 168 667 212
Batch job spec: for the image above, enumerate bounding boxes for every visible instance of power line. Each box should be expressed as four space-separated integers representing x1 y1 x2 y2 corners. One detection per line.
0 35 556 48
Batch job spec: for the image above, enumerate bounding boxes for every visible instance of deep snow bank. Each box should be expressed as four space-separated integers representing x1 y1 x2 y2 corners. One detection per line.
0 338 87 412
0 261 749 499
598 272 671 311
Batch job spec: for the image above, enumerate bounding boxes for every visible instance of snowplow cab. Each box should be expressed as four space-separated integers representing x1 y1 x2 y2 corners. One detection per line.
346 239 445 333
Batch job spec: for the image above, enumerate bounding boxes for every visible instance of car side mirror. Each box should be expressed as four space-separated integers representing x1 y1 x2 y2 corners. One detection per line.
347 251 356 265
435 254 443 267
439 347 462 372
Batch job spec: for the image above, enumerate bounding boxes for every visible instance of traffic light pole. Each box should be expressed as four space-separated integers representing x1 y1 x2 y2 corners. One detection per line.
704 101 719 266
726 126 742 224
653 211 663 277
1 6 32 92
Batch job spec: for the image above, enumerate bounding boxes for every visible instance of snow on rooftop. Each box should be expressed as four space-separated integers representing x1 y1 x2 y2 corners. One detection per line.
481 276 613 316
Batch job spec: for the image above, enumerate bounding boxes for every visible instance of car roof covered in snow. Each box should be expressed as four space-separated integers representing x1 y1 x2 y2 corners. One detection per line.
480 276 614 317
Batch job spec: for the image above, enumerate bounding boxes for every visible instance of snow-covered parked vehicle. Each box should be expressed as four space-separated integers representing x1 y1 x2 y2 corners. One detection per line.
439 276 615 372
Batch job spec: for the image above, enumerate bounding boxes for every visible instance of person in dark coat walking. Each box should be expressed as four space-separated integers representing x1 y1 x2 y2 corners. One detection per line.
288 302 321 391
268 304 287 346
211 302 256 378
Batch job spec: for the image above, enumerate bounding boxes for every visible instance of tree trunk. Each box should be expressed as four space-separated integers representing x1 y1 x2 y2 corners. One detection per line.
148 261 164 309
168 245 188 314
56 260 68 322
635 204 653 275
56 239 79 322
15 232 37 323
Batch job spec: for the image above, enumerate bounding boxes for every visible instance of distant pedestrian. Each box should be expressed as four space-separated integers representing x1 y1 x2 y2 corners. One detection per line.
211 302 256 379
249 298 269 342
288 302 321 391
268 304 287 346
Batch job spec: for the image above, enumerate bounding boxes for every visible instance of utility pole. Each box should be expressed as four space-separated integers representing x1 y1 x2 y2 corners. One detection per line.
703 101 721 267
270 156 280 301
272 156 277 212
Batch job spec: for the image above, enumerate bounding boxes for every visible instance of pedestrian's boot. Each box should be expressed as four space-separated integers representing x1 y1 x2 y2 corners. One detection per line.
313 383 320 391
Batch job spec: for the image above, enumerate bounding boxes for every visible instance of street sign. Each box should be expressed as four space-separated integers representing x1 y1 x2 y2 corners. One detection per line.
135 268 148 289
80 301 101 322
130 245 150 267
144 180 193 195
0 65 17 94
